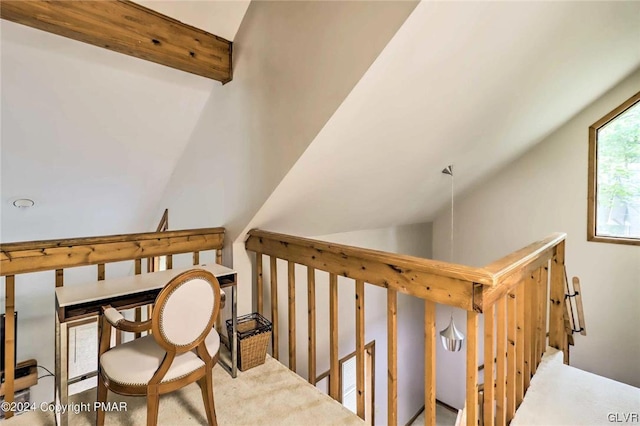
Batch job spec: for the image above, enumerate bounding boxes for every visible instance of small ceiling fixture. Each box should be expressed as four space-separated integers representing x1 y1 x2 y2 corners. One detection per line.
13 198 35 209
439 165 465 352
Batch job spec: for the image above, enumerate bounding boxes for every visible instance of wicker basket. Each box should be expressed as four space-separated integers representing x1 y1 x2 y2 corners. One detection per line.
226 313 272 371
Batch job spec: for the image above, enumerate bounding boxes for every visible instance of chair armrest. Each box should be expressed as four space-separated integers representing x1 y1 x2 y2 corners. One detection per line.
102 305 152 334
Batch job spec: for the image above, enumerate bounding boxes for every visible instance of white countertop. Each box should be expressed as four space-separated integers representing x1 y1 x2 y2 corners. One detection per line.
55 263 236 307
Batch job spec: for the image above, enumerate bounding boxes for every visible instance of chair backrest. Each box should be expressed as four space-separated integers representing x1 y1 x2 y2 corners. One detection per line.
152 269 221 353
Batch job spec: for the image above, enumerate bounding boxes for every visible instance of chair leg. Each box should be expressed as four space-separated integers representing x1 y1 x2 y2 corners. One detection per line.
96 376 108 426
198 368 218 426
146 390 160 426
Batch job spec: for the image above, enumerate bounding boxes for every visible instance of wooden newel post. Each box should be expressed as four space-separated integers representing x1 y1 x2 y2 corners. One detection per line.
355 280 365 420
256 254 263 315
270 256 279 360
387 289 398 426
329 274 339 400
466 310 479 426
548 240 565 351
425 300 436 426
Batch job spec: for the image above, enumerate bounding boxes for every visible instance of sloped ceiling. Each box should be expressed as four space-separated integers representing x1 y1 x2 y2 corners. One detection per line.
243 1 640 239
0 3 248 242
3 1 639 245
156 0 418 242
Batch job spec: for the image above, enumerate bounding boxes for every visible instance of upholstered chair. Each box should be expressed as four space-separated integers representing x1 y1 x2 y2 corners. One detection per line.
96 269 222 426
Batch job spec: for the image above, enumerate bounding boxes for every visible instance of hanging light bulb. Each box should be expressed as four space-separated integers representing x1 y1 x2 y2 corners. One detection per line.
439 165 465 352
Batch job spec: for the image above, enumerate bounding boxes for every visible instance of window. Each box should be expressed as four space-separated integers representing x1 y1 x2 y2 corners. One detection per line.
588 91 640 245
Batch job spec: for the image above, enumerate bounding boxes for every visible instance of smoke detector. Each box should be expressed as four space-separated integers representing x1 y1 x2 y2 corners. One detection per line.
13 199 35 209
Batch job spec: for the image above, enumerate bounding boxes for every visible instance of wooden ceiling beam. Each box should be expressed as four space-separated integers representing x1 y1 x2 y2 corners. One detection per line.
0 0 232 83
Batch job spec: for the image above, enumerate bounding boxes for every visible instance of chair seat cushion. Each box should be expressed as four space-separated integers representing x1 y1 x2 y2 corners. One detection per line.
100 328 220 387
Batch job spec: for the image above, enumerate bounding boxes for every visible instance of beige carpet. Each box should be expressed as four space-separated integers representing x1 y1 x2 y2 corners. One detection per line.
5 357 363 426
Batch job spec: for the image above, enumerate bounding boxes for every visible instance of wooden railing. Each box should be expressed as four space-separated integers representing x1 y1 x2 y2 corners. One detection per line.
246 229 568 426
0 226 224 419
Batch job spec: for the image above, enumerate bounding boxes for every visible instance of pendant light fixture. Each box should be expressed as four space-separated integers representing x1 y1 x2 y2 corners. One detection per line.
439 165 465 352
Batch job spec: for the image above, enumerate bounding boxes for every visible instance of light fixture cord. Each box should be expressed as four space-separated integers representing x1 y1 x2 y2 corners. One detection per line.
450 168 454 263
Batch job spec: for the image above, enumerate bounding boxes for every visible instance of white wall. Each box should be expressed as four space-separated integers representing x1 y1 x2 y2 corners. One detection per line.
156 0 416 320
155 0 417 241
257 222 432 425
0 21 216 244
432 68 640 407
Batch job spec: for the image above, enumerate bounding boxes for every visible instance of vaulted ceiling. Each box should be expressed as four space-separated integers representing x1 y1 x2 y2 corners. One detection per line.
243 0 640 238
2 0 639 246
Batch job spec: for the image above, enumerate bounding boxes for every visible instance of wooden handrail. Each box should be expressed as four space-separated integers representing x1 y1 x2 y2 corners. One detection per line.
0 227 224 276
247 230 565 288
480 233 565 311
484 233 566 285
249 229 494 283
0 227 222 251
247 229 485 310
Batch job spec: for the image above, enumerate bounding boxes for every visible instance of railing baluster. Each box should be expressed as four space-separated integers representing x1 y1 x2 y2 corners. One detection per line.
355 279 365 420
270 256 279 360
256 254 263 315
484 304 495 426
193 251 200 265
524 272 534 387
387 289 398 426
516 283 525 406
288 261 296 372
307 267 316 385
549 241 565 350
166 254 173 269
133 259 142 340
495 296 507 426
329 273 339 400
506 291 516 421
97 264 105 281
539 265 549 365
56 269 64 287
216 248 222 265
531 269 539 376
4 275 16 419
466 310 479 426
536 266 549 365
425 300 436 426
134 259 141 275
144 259 154 331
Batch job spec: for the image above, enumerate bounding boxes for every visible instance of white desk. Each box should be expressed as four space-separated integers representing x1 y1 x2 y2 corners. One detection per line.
54 263 238 426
